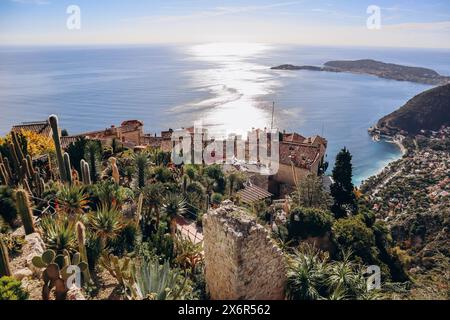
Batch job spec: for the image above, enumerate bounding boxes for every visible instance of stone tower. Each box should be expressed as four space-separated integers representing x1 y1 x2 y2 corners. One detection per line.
203 201 286 300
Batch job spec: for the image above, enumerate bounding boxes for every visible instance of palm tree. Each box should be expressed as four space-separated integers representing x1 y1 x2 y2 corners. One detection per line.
88 205 124 249
162 193 187 236
133 152 149 189
56 185 89 216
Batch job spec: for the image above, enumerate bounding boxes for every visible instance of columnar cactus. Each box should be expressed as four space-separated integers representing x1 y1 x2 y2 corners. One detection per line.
15 188 36 235
0 238 12 277
75 222 91 282
26 155 35 176
80 160 91 185
63 152 73 185
49 115 67 183
0 163 10 186
33 172 45 198
110 157 120 184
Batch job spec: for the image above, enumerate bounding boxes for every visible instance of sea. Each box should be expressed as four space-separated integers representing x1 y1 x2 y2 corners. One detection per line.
1 43 449 185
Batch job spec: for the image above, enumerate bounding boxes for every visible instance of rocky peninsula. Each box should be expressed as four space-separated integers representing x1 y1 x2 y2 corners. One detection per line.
272 59 450 86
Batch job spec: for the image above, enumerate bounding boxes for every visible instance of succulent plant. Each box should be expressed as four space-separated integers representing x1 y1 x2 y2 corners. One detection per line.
32 249 88 300
49 115 67 183
0 238 12 277
15 188 36 235
99 253 133 288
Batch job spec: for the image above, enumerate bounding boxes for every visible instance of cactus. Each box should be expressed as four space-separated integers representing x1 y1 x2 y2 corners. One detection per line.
80 160 91 185
21 158 31 180
33 172 45 198
32 249 88 300
22 179 33 197
15 188 36 235
26 155 35 176
3 157 13 182
11 131 25 164
110 157 120 184
63 152 73 185
99 253 133 288
135 192 144 225
0 238 12 277
75 221 91 283
0 163 10 186
49 115 67 183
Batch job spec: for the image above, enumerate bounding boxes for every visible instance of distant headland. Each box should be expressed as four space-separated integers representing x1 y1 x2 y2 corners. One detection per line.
271 59 450 85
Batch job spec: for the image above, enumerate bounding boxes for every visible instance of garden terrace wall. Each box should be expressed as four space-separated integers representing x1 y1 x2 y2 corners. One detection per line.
203 202 286 300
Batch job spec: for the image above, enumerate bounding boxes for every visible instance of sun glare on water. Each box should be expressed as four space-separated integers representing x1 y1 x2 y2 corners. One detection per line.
182 42 280 137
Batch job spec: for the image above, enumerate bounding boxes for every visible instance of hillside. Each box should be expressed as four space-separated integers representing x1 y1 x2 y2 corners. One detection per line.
376 84 450 135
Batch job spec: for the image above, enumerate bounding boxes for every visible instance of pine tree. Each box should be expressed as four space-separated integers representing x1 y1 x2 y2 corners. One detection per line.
330 147 357 218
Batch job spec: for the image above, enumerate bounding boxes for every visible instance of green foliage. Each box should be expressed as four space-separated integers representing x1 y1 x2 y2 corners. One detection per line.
0 185 17 226
67 137 87 174
40 214 77 254
330 148 357 218
293 174 331 209
202 164 226 194
127 259 190 300
56 184 89 215
94 179 133 210
152 166 173 183
210 192 223 206
0 276 28 300
287 207 334 240
332 216 376 262
109 221 138 256
286 244 378 300
88 205 124 249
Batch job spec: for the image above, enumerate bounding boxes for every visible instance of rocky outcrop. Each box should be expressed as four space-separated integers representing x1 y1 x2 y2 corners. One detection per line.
203 201 286 300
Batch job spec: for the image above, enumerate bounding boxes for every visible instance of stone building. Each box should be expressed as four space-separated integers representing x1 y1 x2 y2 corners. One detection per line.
203 202 286 300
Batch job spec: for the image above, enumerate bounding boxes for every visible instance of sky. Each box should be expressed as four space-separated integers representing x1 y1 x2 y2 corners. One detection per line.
0 0 449 48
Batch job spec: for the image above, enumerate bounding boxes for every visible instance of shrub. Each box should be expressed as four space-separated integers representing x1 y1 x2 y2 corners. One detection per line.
332 216 376 261
0 276 28 300
287 207 334 240
210 193 223 206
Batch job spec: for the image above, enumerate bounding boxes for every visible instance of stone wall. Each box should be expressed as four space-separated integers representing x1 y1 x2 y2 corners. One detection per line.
203 201 286 300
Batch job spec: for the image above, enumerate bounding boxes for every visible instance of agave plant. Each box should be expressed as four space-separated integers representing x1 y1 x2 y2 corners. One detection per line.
40 214 77 254
88 205 124 249
162 193 187 235
56 184 89 216
127 259 187 300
